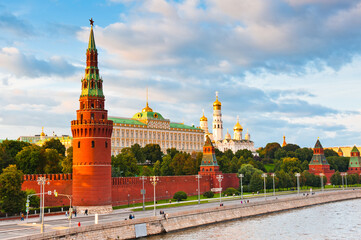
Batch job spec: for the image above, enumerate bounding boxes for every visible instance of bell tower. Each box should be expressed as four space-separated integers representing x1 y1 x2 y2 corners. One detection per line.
71 19 113 213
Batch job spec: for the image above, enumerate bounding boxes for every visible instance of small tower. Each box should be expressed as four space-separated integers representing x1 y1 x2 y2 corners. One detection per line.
212 91 223 141
337 147 343 156
199 135 221 176
225 129 231 140
348 146 361 174
308 138 334 183
233 116 243 140
200 109 209 134
282 136 287 147
71 19 113 213
40 127 46 140
245 129 250 141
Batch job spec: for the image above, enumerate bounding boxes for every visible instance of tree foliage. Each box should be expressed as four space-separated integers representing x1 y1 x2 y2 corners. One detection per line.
142 144 163 164
42 139 66 156
111 148 140 177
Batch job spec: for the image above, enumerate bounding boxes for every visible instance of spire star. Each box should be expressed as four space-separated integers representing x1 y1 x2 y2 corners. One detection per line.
89 18 94 26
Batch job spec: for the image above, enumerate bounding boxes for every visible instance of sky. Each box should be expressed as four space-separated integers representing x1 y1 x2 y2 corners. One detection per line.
1 0 361 148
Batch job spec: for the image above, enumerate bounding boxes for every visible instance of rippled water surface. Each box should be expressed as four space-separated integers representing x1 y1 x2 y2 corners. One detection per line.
145 199 361 240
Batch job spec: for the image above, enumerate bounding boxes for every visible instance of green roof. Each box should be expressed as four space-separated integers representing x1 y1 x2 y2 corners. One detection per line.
170 122 199 130
349 156 361 168
314 139 323 149
88 26 96 50
351 146 359 153
109 117 146 126
309 154 329 166
132 111 165 121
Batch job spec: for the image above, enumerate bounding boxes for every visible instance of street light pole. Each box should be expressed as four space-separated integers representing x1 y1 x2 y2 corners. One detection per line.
295 173 300 196
345 172 348 189
341 173 344 190
319 173 325 192
262 173 267 200
239 174 244 200
271 173 276 196
37 177 49 233
150 176 159 216
140 176 146 211
216 175 223 204
196 175 202 204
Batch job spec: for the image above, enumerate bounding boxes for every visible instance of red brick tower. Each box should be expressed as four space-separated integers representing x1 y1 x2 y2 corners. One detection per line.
308 138 335 183
71 19 113 213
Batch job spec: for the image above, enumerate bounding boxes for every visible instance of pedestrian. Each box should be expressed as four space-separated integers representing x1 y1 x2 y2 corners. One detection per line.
21 213 24 221
65 211 68 217
129 214 133 219
132 214 135 219
85 209 88 215
74 209 77 217
169 199 172 204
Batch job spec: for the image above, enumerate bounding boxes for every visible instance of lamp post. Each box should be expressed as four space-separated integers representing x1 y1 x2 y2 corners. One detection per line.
239 174 244 200
196 175 202 204
345 172 348 189
140 176 147 211
319 173 325 192
271 173 276 196
262 173 267 200
150 176 159 216
37 177 49 233
216 175 224 204
341 172 345 190
295 173 300 196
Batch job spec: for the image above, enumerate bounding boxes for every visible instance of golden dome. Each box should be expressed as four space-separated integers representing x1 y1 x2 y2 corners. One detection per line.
233 118 243 131
213 91 221 110
142 102 153 112
225 129 231 140
40 127 46 137
200 110 208 121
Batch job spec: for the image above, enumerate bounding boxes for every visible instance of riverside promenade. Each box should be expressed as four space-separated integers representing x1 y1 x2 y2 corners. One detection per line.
8 189 361 240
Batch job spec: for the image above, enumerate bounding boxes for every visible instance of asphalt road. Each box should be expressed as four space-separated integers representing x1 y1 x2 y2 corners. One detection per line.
0 188 351 239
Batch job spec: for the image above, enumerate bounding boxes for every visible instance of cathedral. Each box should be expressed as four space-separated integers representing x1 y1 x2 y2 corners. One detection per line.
200 92 257 155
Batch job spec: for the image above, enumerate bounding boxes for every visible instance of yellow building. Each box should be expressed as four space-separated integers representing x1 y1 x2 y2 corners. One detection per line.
109 101 204 155
19 128 73 150
326 146 361 157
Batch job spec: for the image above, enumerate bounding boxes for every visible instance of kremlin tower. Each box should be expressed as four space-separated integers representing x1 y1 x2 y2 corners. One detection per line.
199 136 221 176
212 91 223 141
347 146 361 174
282 136 287 147
308 138 334 183
71 19 113 213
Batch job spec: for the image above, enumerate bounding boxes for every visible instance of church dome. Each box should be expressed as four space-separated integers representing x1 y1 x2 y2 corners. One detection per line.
213 92 221 110
200 112 208 121
233 119 243 131
40 127 46 137
225 129 231 140
142 102 153 112
245 130 250 140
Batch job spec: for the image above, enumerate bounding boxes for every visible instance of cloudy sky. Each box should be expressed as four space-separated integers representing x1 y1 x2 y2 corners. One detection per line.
1 0 361 148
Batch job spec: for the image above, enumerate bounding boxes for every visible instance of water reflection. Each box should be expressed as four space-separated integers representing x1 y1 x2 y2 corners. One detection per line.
145 199 361 240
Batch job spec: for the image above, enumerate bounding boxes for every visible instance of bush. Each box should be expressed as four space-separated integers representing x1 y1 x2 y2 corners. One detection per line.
203 191 214 198
223 187 239 196
173 191 187 201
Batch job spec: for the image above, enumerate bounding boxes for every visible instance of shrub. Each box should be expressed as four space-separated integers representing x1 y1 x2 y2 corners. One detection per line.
173 191 187 201
223 187 239 196
203 191 214 198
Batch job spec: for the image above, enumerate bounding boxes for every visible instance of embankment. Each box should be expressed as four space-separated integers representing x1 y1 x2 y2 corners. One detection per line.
17 190 361 240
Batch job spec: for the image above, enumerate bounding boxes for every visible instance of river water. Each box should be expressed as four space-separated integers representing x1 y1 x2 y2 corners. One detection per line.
146 199 361 240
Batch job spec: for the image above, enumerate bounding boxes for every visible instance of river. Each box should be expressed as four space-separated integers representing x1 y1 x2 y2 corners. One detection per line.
145 199 361 240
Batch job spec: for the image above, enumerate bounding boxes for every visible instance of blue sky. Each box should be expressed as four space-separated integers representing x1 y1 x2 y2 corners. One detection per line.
1 0 361 148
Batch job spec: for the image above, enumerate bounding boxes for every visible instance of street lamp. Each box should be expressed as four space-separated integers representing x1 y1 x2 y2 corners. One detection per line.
216 175 224 204
239 174 244 200
319 173 325 192
37 177 49 233
262 173 267 200
295 173 301 196
150 176 159 216
140 176 147 211
341 172 348 190
341 172 345 190
196 175 202 204
271 173 276 196
345 172 348 189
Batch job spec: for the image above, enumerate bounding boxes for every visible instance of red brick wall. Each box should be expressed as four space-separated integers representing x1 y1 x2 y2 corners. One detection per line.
22 173 239 207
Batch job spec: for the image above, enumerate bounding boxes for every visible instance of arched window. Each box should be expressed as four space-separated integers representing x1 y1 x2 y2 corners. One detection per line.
105 141 108 148
91 113 94 120
83 81 87 89
78 141 80 148
91 104 94 109
92 141 95 148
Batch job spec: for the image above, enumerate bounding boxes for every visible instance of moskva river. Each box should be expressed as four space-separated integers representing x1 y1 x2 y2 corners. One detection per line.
146 199 361 240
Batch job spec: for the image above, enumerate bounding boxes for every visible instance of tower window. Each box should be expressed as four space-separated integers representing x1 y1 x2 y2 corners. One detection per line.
78 141 80 148
80 114 83 122
102 114 105 119
91 104 94 109
92 141 95 148
105 141 108 148
91 113 94 120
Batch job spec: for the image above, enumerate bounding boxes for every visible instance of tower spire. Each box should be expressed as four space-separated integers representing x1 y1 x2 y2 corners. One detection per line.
88 18 96 50
142 87 153 112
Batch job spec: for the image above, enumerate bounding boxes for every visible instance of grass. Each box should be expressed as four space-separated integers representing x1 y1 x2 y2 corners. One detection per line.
264 164 275 172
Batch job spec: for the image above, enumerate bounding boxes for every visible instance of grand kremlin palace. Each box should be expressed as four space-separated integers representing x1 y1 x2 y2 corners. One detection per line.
109 102 204 155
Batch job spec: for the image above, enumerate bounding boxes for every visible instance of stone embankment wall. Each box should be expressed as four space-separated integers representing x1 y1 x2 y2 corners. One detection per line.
18 190 361 240
21 173 239 207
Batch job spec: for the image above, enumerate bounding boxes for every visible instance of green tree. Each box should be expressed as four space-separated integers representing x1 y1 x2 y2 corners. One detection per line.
141 166 153 176
142 144 163 164
238 164 263 185
282 144 300 152
0 140 30 173
249 172 263 192
130 143 146 163
327 156 349 172
276 170 293 189
153 160 161 176
295 148 313 162
274 148 287 160
330 171 342 185
42 138 66 156
25 189 40 208
264 142 281 159
166 148 180 159
280 157 302 173
170 153 187 175
348 173 359 185
61 146 73 173
160 155 174 176
183 154 198 175
15 145 45 174
235 149 253 160
324 149 338 157
44 149 63 173
111 148 140 177
0 165 26 214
